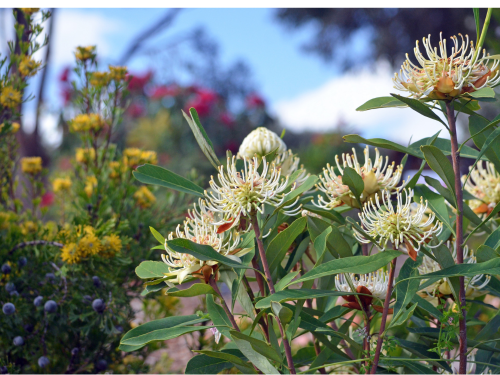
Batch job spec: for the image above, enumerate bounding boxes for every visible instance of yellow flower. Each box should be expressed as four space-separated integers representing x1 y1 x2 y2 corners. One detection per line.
61 243 81 264
78 232 102 256
90 72 110 87
75 148 96 165
53 178 72 193
75 46 96 62
21 221 38 235
0 86 22 108
21 156 42 175
21 8 39 15
43 221 58 241
140 150 157 165
133 186 156 209
123 148 142 168
70 114 104 132
109 161 125 179
19 56 41 77
0 212 16 230
102 234 122 257
0 122 20 133
84 176 98 197
109 66 128 81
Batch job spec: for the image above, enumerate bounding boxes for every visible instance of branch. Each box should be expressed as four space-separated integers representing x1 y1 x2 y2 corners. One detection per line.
119 8 182 64
10 240 64 255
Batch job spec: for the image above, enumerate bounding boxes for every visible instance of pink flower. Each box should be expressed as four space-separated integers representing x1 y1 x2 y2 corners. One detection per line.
127 71 153 92
150 85 178 99
41 192 54 207
220 112 234 127
246 93 265 108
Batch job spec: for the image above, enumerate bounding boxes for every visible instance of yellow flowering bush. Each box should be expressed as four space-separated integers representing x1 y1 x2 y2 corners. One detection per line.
21 156 42 175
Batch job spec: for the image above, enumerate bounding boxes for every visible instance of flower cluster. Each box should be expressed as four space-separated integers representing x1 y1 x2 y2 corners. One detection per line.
0 122 20 134
60 226 122 264
69 113 105 133
393 33 500 100
0 86 22 108
418 241 490 304
76 147 96 165
52 178 72 193
354 189 443 260
18 56 41 77
204 156 301 229
238 127 286 159
315 146 404 209
75 45 96 62
463 161 500 215
123 148 158 168
133 186 156 209
21 156 42 175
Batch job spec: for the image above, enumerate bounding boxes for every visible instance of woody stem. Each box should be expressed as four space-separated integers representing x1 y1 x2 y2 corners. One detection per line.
209 277 240 332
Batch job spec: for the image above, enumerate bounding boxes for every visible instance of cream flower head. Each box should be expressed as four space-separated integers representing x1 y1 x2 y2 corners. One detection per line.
354 189 443 259
335 270 391 300
238 127 286 159
463 161 500 215
314 146 404 209
161 219 244 285
418 241 490 301
274 150 309 186
393 33 500 100
204 156 301 229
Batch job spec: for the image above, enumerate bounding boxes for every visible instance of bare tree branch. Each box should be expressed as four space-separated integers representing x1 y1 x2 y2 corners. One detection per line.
119 8 182 65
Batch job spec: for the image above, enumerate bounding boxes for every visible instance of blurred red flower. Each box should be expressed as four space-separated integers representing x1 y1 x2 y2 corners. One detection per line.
246 93 265 108
41 192 54 207
127 71 153 92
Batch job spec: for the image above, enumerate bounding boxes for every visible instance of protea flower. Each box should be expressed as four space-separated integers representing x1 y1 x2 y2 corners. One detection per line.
418 241 490 304
274 149 309 186
204 156 301 231
335 270 392 313
238 127 286 159
161 219 248 285
393 33 500 100
314 146 404 210
353 189 443 260
463 161 500 215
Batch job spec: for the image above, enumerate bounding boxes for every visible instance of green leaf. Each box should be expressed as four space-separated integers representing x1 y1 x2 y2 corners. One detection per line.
186 349 251 374
120 315 209 350
266 216 307 274
206 294 232 337
394 338 451 372
476 245 498 263
389 303 418 329
469 87 496 98
412 294 443 319
275 271 300 292
166 283 216 297
420 145 456 199
282 175 318 206
465 202 500 243
141 281 167 296
343 134 411 155
319 305 350 323
409 137 482 160
150 226 165 245
288 250 401 286
356 96 406 111
391 94 447 126
307 216 352 258
231 335 279 374
284 237 310 273
485 226 500 250
182 108 221 170
341 166 364 206
476 310 500 342
135 261 170 279
413 185 454 235
167 238 250 269
230 330 282 363
473 8 481 46
394 257 421 319
133 164 205 197
255 289 352 309
468 115 500 171
312 227 332 264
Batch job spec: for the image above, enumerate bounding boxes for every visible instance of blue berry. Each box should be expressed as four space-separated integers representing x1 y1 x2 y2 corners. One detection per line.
92 276 101 288
44 300 57 313
13 336 24 346
24 324 34 333
2 302 15 315
38 356 50 368
92 299 105 313
18 257 27 268
34 296 44 307
83 295 92 304
1 263 11 274
71 347 79 356
5 282 16 293
95 359 107 372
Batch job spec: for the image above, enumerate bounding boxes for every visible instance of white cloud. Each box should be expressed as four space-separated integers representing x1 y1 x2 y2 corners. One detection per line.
50 9 124 65
272 61 454 144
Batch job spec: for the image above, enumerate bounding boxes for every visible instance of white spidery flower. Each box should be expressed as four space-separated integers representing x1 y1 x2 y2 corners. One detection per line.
393 33 500 100
418 241 490 301
161 219 246 285
238 127 286 159
438 353 490 374
354 188 443 260
463 161 500 215
274 150 310 186
210 327 222 344
335 269 391 300
204 156 302 229
314 146 404 210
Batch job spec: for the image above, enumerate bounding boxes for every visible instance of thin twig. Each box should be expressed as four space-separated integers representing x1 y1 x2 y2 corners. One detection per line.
10 240 63 255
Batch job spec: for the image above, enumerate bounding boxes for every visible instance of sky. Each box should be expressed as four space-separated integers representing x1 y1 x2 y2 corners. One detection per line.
1 8 461 146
